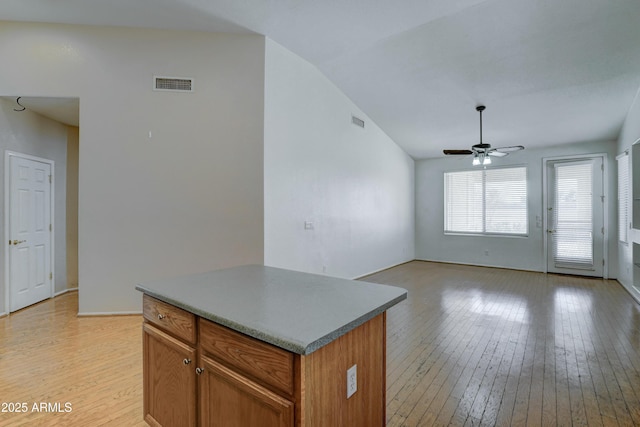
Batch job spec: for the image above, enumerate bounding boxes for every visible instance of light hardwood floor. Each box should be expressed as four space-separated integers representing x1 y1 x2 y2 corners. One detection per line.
1 261 639 426
0 292 146 427
367 262 640 426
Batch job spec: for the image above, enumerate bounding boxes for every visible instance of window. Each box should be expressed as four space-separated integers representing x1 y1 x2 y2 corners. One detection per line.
444 166 527 235
617 152 629 243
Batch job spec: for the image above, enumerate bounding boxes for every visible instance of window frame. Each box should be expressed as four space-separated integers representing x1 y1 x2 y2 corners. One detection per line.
443 165 529 237
617 151 629 245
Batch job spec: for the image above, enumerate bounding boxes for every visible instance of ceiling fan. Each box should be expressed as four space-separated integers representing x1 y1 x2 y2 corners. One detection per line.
443 105 524 165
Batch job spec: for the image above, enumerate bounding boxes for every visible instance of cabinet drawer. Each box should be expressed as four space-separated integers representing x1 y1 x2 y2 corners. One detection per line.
143 295 196 344
199 318 294 395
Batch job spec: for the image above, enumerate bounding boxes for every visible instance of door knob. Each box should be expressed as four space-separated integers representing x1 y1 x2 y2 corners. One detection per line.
11 240 26 245
547 230 554 234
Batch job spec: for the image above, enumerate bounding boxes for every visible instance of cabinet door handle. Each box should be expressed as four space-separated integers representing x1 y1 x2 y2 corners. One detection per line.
196 367 204 375
183 358 191 365
157 313 166 320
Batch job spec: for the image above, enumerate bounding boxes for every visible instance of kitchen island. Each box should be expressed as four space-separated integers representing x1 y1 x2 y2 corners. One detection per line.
136 264 407 427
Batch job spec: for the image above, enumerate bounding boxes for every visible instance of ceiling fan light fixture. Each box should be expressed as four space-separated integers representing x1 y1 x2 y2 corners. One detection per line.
443 105 524 162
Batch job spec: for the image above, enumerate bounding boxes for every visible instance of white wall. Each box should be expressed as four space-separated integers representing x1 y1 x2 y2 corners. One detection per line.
416 140 618 276
0 22 265 313
0 98 69 311
264 39 415 279
616 87 640 295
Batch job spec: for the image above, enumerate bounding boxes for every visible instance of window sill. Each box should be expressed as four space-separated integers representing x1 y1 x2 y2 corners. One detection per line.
443 232 529 238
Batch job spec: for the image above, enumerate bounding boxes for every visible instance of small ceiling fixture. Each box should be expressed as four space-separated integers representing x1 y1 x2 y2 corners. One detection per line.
443 105 524 165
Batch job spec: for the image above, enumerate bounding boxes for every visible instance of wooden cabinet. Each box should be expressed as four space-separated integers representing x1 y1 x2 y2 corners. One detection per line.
142 294 386 427
199 355 294 427
199 318 294 395
143 294 196 343
198 318 295 426
142 295 197 426
143 323 197 427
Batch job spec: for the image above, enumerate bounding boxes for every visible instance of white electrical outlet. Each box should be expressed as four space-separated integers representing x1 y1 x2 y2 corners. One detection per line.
304 221 314 230
347 364 357 398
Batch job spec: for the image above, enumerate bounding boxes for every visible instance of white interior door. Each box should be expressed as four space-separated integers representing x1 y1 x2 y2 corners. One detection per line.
8 154 53 312
546 157 604 277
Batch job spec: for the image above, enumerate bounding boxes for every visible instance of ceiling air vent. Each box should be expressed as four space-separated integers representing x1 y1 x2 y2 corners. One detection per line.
154 76 194 92
351 115 365 128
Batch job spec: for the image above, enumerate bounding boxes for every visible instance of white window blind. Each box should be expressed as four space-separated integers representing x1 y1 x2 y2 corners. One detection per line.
444 166 527 235
444 170 483 233
617 152 629 243
553 162 593 266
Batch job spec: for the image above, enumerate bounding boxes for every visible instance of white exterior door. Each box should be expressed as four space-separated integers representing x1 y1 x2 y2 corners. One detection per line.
546 157 604 277
8 154 53 312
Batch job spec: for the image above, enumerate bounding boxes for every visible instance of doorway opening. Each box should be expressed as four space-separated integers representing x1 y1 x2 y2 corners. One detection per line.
1 96 79 315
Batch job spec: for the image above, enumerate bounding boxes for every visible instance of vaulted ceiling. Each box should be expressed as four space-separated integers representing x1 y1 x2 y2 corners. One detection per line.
3 0 639 158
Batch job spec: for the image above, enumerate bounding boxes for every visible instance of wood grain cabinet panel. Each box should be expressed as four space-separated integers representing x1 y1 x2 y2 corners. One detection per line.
199 355 294 427
142 297 386 427
143 323 197 427
199 318 294 395
300 313 385 427
143 295 196 344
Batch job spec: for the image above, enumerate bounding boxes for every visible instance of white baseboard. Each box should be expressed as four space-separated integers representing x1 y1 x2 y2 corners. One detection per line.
1 289 78 317
58 288 142 316
353 259 415 280
616 279 640 304
415 258 541 273
54 287 78 297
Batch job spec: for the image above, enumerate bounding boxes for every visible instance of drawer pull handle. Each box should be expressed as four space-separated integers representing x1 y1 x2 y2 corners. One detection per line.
196 367 204 375
183 358 191 365
157 314 166 320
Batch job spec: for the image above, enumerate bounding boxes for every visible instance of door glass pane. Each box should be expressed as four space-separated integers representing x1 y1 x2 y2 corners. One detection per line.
553 162 593 267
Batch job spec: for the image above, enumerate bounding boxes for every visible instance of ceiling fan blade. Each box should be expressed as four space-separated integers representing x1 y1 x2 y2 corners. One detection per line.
493 145 524 153
488 150 508 157
443 149 473 155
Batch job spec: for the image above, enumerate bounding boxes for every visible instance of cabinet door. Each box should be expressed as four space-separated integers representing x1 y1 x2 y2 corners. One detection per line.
143 323 197 427
199 355 294 427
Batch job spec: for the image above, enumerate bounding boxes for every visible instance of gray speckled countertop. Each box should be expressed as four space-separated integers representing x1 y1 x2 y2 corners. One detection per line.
136 265 407 355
